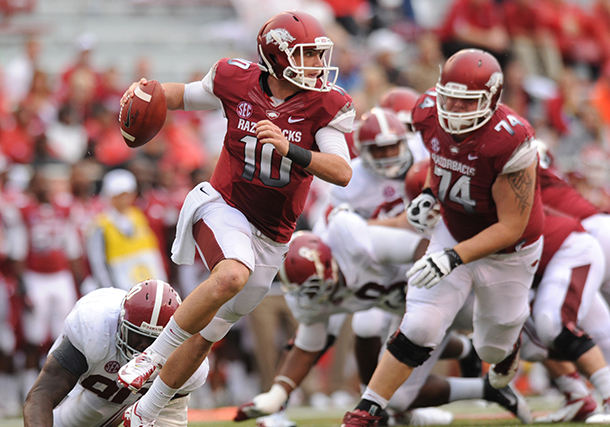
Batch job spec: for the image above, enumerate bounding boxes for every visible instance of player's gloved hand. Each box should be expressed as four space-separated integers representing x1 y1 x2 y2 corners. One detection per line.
406 249 463 289
234 384 288 421
406 188 440 233
327 202 354 223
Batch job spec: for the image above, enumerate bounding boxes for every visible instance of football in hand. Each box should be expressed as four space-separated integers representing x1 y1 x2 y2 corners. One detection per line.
119 80 167 148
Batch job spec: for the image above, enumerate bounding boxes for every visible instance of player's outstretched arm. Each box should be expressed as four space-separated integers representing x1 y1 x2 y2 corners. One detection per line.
234 343 322 421
23 354 79 426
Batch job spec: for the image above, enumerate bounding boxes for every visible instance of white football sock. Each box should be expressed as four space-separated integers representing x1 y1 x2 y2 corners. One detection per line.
447 377 484 402
149 316 192 360
138 376 179 421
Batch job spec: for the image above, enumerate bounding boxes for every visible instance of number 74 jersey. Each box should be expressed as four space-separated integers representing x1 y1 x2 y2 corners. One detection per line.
412 90 544 245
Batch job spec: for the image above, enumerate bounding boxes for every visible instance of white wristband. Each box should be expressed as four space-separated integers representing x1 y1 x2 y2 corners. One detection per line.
274 375 298 390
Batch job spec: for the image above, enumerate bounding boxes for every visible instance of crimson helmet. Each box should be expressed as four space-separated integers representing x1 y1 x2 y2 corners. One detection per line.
257 10 338 92
436 49 503 135
278 231 339 308
378 86 420 131
116 279 182 360
354 107 413 179
404 160 430 201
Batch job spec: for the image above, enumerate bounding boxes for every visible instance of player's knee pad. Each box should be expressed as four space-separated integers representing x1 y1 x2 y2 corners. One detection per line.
199 317 233 343
475 345 509 364
551 326 595 361
386 330 433 368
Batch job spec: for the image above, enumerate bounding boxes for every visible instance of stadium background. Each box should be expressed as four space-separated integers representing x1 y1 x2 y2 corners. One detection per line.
1 0 610 425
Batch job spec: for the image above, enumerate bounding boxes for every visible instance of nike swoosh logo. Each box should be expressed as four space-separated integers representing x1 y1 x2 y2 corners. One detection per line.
199 187 209 195
288 117 304 123
122 99 139 128
123 99 133 128
468 154 478 161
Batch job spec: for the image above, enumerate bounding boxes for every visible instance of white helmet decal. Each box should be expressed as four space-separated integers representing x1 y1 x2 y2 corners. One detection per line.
486 72 503 94
265 28 295 47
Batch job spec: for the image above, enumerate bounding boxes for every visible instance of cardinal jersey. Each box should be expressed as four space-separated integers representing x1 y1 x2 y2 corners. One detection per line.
412 90 544 248
17 196 81 272
51 288 209 427
286 211 411 327
536 211 585 280
538 165 600 220
208 58 354 243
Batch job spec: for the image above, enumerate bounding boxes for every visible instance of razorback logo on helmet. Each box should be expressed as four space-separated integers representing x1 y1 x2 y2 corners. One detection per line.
265 28 295 46
486 72 503 93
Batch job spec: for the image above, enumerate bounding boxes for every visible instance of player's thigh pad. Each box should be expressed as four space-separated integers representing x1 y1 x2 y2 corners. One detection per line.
401 220 472 348
200 230 288 343
582 213 610 285
532 232 605 348
471 237 542 363
193 201 255 272
352 308 396 339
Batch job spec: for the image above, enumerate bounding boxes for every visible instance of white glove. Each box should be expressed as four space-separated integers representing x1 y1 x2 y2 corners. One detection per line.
407 189 440 233
406 249 463 289
327 202 354 223
252 384 288 415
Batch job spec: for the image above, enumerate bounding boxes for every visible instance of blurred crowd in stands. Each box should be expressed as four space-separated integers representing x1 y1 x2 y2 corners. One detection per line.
1 0 610 419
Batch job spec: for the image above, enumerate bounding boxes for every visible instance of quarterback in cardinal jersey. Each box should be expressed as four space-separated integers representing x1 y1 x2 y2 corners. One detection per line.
117 10 356 426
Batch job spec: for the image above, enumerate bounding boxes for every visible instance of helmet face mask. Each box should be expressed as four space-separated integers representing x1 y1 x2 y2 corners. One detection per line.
435 49 503 135
279 231 339 309
257 11 339 92
355 108 414 179
116 279 182 361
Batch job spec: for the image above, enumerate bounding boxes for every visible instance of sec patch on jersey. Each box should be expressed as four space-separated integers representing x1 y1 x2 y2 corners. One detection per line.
119 80 167 148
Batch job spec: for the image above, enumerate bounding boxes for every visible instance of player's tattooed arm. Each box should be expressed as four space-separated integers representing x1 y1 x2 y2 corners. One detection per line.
23 354 80 426
506 166 534 216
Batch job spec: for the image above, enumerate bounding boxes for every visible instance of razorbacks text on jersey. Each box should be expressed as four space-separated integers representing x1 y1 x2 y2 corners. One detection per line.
412 90 544 249
208 58 354 243
50 288 208 427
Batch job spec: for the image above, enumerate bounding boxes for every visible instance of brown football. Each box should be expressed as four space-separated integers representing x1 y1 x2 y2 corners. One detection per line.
119 80 167 148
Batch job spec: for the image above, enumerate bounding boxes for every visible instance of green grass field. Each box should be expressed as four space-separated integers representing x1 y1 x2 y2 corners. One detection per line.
2 395 604 427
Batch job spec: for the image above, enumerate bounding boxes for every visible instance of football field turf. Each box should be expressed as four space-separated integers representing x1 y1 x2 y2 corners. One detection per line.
1 394 601 426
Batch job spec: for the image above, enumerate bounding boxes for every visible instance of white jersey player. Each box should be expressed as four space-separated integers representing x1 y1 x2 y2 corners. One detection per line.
23 280 209 427
313 102 428 232
235 211 531 425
